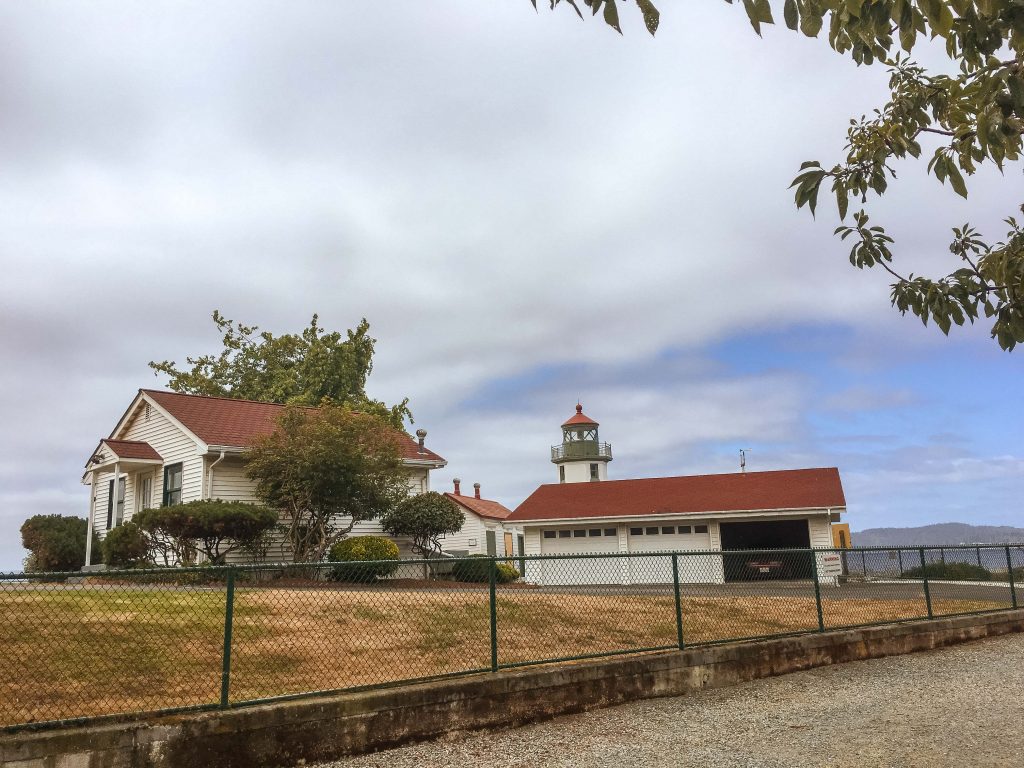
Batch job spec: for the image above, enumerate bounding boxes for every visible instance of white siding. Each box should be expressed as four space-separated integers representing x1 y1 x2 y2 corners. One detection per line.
808 513 833 549
119 402 204 512
438 509 487 556
210 459 260 503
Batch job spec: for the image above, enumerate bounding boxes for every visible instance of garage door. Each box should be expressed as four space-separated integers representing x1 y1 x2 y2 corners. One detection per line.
719 519 813 581
626 522 717 583
534 526 622 585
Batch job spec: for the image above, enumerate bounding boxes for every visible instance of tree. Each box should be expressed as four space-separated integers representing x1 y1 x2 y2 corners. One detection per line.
245 406 411 562
20 515 100 573
135 501 279 565
149 312 411 426
381 491 464 563
102 522 150 568
534 0 1024 350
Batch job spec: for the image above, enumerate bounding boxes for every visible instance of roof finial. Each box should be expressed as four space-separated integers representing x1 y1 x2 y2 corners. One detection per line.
576 403 583 414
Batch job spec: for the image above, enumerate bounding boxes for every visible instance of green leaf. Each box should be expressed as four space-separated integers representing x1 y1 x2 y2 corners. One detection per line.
835 183 849 220
946 162 968 198
603 0 622 32
799 6 822 36
783 0 798 29
636 0 660 34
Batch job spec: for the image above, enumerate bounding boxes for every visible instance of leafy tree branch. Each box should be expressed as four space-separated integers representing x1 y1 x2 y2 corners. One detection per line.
531 0 1024 349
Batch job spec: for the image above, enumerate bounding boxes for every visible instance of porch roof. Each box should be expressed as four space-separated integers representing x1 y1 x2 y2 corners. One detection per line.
85 439 163 471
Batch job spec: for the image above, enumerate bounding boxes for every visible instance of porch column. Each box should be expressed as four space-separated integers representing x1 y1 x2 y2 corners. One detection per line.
112 461 120 527
84 469 96 568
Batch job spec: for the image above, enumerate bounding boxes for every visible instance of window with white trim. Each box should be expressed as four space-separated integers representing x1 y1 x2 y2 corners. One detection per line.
162 463 183 506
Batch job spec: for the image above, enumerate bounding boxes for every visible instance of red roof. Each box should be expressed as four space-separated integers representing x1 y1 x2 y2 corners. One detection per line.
444 492 514 521
562 403 598 427
138 390 446 463
94 439 162 462
507 468 846 522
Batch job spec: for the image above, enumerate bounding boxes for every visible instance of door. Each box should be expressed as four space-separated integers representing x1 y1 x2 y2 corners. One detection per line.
537 525 622 585
485 529 497 556
503 531 514 558
719 519 813 581
626 522 715 583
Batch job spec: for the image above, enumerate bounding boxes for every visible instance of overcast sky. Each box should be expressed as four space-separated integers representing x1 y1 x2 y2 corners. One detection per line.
1 1 1021 571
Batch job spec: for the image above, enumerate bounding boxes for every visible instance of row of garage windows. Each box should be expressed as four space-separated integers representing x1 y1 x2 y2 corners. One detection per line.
543 524 710 539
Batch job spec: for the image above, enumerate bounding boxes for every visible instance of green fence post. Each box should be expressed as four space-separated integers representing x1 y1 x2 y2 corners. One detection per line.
220 567 235 708
919 548 933 619
897 549 904 576
671 554 685 649
1006 546 1018 610
488 558 498 672
977 546 983 568
861 550 867 577
810 548 825 633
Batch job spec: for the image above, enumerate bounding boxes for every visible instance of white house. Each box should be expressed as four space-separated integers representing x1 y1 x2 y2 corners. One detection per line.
440 479 523 559
82 389 447 564
505 404 848 585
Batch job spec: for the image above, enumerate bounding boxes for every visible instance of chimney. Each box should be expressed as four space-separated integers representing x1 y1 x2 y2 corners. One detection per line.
453 478 461 496
416 428 427 454
473 482 481 499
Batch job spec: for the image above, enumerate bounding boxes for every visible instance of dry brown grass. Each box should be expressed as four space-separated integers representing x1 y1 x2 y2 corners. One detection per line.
0 584 1004 727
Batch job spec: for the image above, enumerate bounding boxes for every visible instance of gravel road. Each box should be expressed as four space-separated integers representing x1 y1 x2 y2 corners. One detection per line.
316 633 1024 768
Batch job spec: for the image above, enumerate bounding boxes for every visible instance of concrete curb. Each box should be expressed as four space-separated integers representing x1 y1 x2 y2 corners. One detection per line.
3 609 1023 768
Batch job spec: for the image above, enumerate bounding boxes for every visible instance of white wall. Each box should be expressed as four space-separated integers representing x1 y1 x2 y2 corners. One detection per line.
557 460 609 484
120 402 204 509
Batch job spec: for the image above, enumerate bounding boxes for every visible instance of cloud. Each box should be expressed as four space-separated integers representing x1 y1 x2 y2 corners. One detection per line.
0 1 1020 569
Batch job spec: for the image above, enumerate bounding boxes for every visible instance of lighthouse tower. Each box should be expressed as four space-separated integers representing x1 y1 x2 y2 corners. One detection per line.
551 404 613 483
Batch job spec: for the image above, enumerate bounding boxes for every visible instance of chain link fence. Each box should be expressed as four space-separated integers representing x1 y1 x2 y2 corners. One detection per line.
1 544 1019 731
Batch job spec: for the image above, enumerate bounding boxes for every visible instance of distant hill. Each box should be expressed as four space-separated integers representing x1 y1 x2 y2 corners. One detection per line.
853 523 1024 547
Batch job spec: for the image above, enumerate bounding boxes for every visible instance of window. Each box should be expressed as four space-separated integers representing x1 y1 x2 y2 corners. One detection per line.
138 475 152 513
486 529 497 556
629 527 643 536
604 528 617 536
559 465 565 483
106 477 125 529
678 525 692 534
588 529 602 537
694 524 709 534
662 526 675 535
558 530 571 538
162 463 183 506
589 463 599 481
645 527 659 535
543 531 556 539
573 529 586 538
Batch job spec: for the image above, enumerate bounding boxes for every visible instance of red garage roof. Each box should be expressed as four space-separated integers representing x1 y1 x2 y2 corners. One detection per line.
507 468 846 522
139 390 446 463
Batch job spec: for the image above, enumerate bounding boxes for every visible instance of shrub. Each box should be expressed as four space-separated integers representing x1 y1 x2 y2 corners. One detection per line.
380 492 464 558
496 562 521 583
451 556 519 583
20 514 100 573
102 522 150 568
901 562 991 581
135 500 278 565
326 536 400 582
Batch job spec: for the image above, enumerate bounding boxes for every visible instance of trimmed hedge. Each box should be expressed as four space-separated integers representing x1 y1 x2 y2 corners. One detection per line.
451 555 520 583
901 561 992 581
326 536 400 582
20 514 101 572
102 522 150 568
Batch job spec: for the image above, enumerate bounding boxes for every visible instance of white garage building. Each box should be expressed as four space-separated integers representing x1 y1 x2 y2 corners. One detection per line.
506 405 847 586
